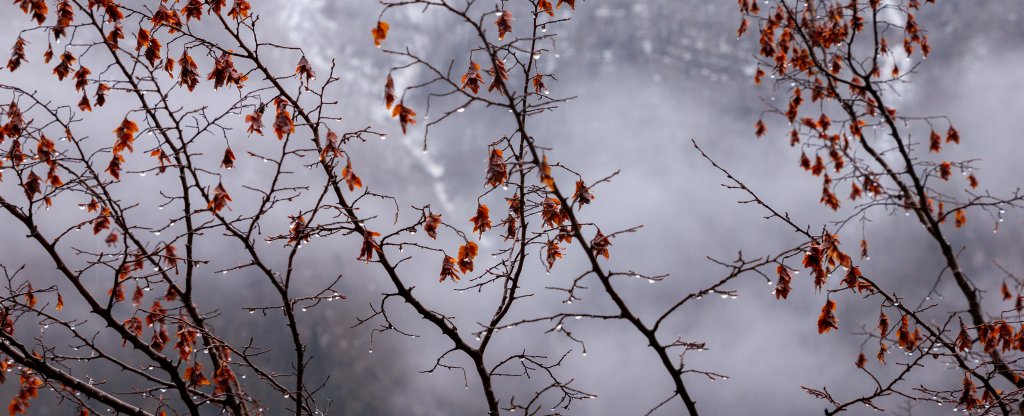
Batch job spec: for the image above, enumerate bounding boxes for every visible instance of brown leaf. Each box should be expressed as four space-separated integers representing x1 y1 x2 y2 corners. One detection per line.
938 161 952 180
371 20 389 47
77 93 92 112
6 37 27 72
391 102 416 134
929 130 941 153
273 98 294 140
774 265 792 300
572 180 593 206
539 154 555 189
470 204 492 237
532 73 547 95
955 324 972 352
183 0 203 22
457 241 478 274
208 182 232 212
245 105 264 136
151 5 182 33
184 362 211 387
178 51 200 91
295 56 316 83
460 61 484 94
227 0 251 20
113 117 139 155
817 298 838 334
545 239 563 269
221 147 235 169
591 229 611 259
207 51 246 89
341 159 363 191
384 74 397 109
541 197 568 228
357 230 380 263
954 209 966 228
424 213 442 239
896 314 918 350
495 11 513 41
538 0 554 16
946 126 960 144
440 255 459 282
53 51 76 80
486 149 508 188
840 266 862 289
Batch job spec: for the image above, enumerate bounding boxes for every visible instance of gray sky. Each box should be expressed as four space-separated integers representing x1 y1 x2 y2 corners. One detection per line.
1 1 1023 415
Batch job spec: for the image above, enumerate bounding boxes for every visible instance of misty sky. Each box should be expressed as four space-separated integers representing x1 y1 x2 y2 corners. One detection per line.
1 1 1024 415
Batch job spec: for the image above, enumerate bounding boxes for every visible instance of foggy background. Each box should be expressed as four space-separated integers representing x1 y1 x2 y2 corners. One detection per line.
1 1 1023 414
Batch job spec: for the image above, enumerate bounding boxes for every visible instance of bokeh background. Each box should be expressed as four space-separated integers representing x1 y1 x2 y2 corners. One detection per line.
1 1 1023 414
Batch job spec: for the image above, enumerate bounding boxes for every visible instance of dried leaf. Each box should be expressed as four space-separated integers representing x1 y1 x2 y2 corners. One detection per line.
817 298 838 334
470 204 491 237
371 20 389 47
495 11 513 41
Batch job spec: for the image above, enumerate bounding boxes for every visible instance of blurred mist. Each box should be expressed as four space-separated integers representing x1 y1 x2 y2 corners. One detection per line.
1 1 1023 415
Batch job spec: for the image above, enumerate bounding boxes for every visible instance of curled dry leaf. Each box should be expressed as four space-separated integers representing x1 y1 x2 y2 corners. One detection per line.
470 204 491 237
485 149 508 188
245 105 264 136
955 324 972 352
227 0 252 21
7 37 27 72
221 147 235 169
208 182 232 212
545 240 563 269
532 73 547 94
774 265 792 300
572 180 593 206
541 197 568 228
384 74 397 109
207 51 247 90
295 56 315 83
538 0 554 16
341 159 363 191
424 213 441 239
391 102 416 134
178 51 199 91
461 61 484 94
440 255 459 282
495 11 512 41
371 20 389 47
357 230 381 263
591 230 611 259
273 98 294 140
817 298 838 334
457 241 478 274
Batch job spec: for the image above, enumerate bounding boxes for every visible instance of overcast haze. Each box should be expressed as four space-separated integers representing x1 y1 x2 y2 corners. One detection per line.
1 1 1023 415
